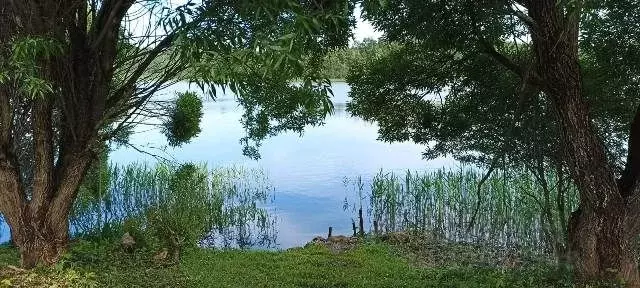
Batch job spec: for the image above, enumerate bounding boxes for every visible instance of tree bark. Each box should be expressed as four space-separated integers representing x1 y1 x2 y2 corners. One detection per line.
568 207 639 285
526 1 640 285
10 212 69 268
0 0 132 268
0 151 90 268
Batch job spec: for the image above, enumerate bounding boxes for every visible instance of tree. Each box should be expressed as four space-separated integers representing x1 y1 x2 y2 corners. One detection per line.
0 0 353 268
319 38 394 79
349 40 577 260
352 0 640 284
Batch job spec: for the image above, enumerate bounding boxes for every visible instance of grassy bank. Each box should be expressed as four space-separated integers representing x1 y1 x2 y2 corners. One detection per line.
0 237 573 288
0 164 579 287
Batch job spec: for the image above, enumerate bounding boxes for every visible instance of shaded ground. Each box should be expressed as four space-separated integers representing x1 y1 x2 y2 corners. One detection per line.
0 235 575 287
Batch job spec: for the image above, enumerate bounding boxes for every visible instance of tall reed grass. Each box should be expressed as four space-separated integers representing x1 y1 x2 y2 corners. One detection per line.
345 167 578 255
71 163 277 249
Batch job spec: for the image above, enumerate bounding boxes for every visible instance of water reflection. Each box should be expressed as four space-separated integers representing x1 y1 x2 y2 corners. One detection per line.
108 82 458 248
0 83 457 247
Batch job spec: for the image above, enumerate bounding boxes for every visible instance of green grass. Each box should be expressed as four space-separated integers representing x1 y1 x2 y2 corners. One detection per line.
0 239 574 288
183 244 424 288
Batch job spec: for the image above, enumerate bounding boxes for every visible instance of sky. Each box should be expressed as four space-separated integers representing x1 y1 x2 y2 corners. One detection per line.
352 6 383 44
128 3 381 46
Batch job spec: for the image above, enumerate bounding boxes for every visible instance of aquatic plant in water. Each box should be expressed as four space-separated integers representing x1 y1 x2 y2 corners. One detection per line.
344 167 578 257
70 163 277 249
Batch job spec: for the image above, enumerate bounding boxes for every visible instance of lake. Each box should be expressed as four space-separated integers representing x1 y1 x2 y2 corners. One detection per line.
0 82 457 247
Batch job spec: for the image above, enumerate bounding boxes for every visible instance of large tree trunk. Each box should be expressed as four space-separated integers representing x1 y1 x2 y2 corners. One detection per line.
527 1 640 285
0 152 90 268
9 213 69 268
0 0 133 268
568 208 639 285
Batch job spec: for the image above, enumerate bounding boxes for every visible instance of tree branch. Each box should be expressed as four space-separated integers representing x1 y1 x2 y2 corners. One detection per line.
514 10 536 29
0 89 23 223
480 41 524 75
91 0 134 50
480 41 543 88
106 33 177 111
106 13 209 114
123 142 176 163
0 88 12 160
104 57 183 141
48 152 93 228
467 154 501 232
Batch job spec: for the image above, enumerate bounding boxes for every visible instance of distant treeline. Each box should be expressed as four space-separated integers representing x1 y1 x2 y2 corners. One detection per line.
320 38 395 80
168 38 393 83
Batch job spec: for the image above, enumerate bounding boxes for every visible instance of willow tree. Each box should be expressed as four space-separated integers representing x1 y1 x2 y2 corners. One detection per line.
353 0 640 285
0 0 353 267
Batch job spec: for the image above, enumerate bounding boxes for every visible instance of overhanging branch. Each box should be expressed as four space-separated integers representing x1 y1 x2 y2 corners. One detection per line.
481 41 524 76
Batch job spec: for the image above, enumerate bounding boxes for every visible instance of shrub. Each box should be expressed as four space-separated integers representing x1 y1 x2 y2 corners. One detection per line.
147 163 215 260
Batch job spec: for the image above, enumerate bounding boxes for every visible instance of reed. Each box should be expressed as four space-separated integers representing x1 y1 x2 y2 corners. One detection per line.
70 162 277 249
345 167 579 255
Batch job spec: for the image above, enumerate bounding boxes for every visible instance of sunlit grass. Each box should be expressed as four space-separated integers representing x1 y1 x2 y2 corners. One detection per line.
0 240 573 287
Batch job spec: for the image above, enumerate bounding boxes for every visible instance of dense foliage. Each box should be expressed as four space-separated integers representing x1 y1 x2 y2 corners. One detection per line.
319 38 394 80
348 0 640 283
163 92 204 147
348 1 639 171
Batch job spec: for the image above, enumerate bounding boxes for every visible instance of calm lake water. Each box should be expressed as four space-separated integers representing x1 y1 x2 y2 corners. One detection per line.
115 82 458 248
0 82 456 247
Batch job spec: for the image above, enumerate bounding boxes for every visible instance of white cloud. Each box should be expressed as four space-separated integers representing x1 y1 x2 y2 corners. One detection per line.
351 5 383 45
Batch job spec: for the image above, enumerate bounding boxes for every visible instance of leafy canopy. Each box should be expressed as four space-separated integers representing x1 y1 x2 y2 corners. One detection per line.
348 0 640 173
1 0 356 160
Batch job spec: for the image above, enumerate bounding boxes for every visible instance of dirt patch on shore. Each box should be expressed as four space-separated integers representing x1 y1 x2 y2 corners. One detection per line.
305 235 360 253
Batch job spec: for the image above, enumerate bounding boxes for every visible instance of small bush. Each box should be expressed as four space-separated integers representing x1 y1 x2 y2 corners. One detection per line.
147 163 214 260
122 218 148 249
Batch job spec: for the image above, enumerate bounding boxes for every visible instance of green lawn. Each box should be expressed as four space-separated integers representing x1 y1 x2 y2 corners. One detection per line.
0 241 573 287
